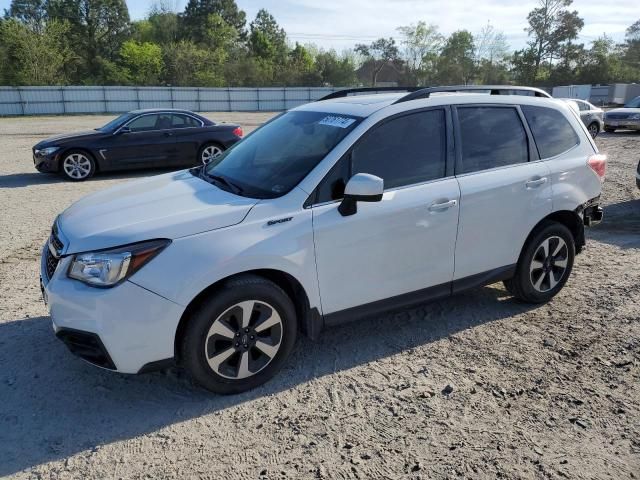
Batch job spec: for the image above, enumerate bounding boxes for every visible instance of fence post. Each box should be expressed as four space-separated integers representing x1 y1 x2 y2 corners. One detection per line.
227 87 231 112
60 87 66 114
135 87 140 109
170 87 174 109
197 88 201 112
16 87 25 115
282 87 286 112
256 88 260 111
102 86 107 113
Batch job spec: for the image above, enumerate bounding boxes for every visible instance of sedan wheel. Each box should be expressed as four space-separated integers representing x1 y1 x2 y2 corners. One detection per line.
201 145 223 165
62 152 94 181
588 123 599 139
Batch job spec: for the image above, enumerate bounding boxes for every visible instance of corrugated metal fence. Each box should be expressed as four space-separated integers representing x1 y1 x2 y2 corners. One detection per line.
0 86 341 116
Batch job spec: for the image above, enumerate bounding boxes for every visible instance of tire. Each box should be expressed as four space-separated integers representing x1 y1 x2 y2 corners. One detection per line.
587 122 599 139
180 275 297 394
60 150 96 181
199 143 225 166
604 127 615 133
503 221 575 304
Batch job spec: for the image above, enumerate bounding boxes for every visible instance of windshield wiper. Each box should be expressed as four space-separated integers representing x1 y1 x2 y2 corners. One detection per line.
199 168 243 195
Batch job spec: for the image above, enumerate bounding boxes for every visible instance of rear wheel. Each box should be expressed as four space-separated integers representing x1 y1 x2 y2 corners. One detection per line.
60 150 96 181
504 222 575 303
180 275 297 394
199 143 224 166
587 122 599 139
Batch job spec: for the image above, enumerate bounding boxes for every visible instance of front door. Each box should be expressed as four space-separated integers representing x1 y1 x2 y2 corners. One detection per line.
311 108 460 317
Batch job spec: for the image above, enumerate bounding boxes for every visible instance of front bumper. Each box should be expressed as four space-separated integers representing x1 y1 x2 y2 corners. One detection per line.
604 119 640 130
33 150 61 173
41 244 185 374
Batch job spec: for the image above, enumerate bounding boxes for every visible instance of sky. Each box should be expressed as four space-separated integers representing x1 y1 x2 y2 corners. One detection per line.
1 0 636 51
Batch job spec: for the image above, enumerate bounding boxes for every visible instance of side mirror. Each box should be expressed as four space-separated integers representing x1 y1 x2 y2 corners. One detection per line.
117 126 131 135
338 173 384 217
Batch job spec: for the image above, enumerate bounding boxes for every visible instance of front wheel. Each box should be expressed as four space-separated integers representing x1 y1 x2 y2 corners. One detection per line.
180 275 297 394
587 122 599 139
60 150 96 181
504 222 575 303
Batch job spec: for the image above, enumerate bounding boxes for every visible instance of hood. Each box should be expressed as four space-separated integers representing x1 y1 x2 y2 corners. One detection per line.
35 130 105 147
606 107 640 116
58 170 258 253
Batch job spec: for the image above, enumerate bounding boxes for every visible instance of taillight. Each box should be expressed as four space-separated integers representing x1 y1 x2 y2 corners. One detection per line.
587 154 606 181
232 127 243 138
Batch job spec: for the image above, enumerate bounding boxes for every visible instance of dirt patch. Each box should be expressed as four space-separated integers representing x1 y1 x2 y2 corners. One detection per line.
0 115 638 479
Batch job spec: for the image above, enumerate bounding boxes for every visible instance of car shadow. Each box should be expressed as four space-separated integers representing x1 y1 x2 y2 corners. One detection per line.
588 199 640 249
0 169 181 188
0 284 539 476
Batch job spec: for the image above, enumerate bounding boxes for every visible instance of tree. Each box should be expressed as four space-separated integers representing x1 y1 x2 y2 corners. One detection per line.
4 0 48 31
315 49 356 86
119 40 163 85
48 0 131 83
474 23 510 84
0 18 72 84
525 0 584 80
249 9 287 63
397 22 443 85
163 40 226 86
181 0 246 41
355 38 400 86
437 30 476 84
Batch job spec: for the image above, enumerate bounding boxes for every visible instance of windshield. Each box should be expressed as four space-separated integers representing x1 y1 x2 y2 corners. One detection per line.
204 110 362 198
624 96 640 108
97 113 134 132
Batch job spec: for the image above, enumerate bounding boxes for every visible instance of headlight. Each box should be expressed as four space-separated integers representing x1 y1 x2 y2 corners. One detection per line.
68 239 170 287
36 146 60 156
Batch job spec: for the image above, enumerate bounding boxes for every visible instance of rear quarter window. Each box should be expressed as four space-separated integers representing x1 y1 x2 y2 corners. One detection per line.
521 105 580 159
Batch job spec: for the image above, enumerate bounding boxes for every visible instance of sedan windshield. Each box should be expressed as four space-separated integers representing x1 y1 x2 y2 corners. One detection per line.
204 110 362 198
624 96 640 108
97 113 134 132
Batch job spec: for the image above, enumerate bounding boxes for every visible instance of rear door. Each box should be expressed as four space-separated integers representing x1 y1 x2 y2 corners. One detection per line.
311 108 460 316
452 105 552 283
104 113 177 169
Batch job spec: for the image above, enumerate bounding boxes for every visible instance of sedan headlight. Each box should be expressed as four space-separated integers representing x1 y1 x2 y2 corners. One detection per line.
36 146 60 156
68 239 170 287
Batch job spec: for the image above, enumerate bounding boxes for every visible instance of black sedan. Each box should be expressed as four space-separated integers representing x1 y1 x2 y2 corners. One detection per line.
32 109 244 181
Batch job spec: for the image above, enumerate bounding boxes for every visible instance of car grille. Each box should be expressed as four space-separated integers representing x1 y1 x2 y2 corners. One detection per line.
606 113 630 120
45 222 64 279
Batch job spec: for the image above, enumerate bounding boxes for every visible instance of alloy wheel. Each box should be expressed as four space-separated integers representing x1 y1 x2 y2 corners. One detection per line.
201 145 223 165
62 153 92 179
588 124 598 138
529 236 569 293
204 300 283 380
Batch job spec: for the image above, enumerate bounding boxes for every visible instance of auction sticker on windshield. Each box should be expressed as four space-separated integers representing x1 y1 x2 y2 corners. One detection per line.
318 115 356 128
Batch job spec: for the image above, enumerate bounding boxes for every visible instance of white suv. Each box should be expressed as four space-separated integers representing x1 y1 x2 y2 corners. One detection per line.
41 86 606 394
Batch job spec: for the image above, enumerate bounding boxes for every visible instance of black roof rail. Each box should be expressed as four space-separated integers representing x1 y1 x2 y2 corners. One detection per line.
393 85 552 104
317 87 421 101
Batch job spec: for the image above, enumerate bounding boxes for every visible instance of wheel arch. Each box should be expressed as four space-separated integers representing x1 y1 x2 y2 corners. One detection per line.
173 268 318 363
522 210 584 260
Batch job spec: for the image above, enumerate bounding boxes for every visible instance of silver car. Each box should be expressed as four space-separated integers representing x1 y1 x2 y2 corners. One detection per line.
561 99 604 138
604 96 640 133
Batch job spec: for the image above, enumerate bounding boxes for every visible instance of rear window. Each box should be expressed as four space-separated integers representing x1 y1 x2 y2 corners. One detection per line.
521 105 579 159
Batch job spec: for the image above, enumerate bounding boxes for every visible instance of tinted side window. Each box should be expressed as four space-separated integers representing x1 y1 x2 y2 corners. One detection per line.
522 105 579 159
127 114 159 132
457 107 529 174
172 114 200 128
351 109 447 190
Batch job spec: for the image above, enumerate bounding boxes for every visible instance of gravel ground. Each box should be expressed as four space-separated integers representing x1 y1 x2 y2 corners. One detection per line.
0 113 638 479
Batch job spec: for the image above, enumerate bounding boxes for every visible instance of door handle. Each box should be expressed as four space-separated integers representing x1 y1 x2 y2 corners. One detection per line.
429 199 457 211
525 177 548 188
164 131 174 137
